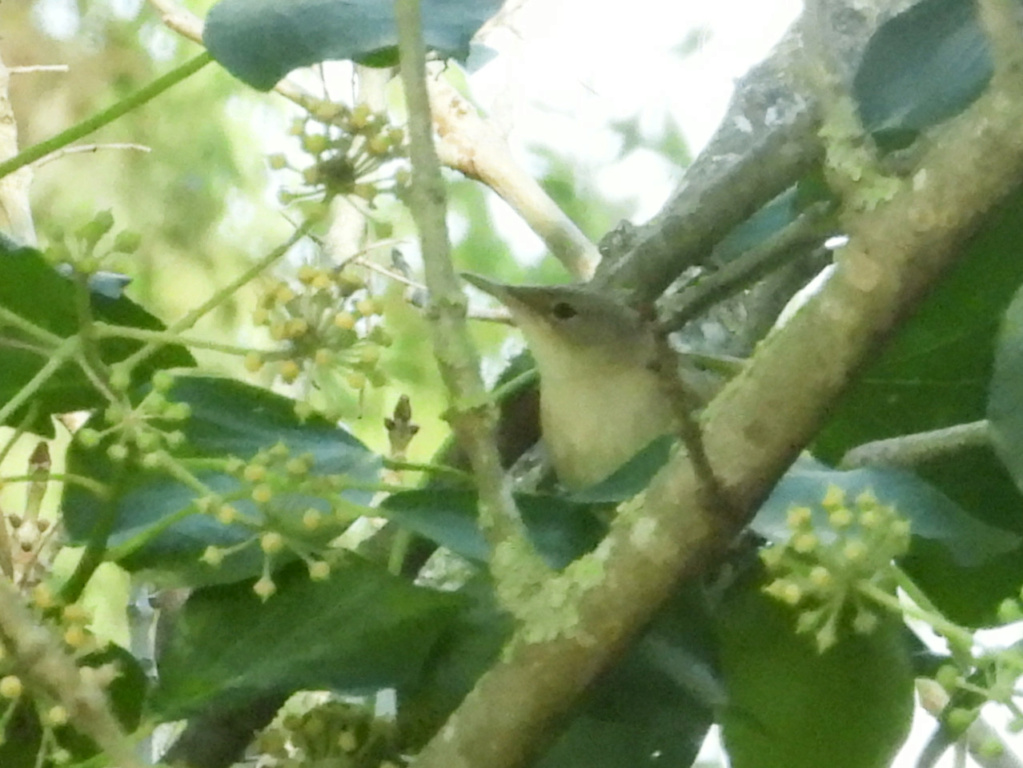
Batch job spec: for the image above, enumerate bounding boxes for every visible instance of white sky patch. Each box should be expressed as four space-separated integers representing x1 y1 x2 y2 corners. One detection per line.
463 0 801 255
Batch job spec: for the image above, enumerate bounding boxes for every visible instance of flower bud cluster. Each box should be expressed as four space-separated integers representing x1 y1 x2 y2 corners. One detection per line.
75 370 190 469
44 210 142 275
196 441 356 599
256 699 404 767
249 268 392 405
269 102 408 209
761 485 911 651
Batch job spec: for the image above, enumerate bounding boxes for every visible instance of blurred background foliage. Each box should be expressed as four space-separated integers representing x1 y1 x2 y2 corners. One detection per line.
2 0 683 461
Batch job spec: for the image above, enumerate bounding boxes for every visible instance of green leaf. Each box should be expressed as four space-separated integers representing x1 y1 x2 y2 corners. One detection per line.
757 457 1019 567
539 586 718 768
204 0 505 90
709 189 802 267
151 558 460 720
717 573 914 768
989 282 1023 491
568 435 675 504
817 185 1023 624
381 489 606 569
397 576 511 748
0 240 195 435
854 0 991 148
62 376 382 585
400 576 719 766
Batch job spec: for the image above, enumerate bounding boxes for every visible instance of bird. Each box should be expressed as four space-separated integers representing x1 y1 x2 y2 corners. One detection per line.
463 274 722 490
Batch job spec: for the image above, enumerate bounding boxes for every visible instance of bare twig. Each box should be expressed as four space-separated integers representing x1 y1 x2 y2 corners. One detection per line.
146 0 319 109
0 52 36 243
394 0 538 563
841 421 991 469
429 75 600 279
31 142 151 170
8 65 69 75
592 31 821 303
661 201 834 331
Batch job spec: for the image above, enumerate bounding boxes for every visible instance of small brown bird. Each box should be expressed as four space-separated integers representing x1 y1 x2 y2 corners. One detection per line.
464 274 721 489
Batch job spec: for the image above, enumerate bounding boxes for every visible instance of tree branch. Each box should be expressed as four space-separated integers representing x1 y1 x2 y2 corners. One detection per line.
660 201 834 332
841 421 991 469
592 0 917 305
0 578 145 768
429 75 600 279
410 27 1023 768
394 0 543 573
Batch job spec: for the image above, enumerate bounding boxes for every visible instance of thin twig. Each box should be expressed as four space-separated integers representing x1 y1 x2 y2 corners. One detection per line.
0 53 211 182
8 65 69 75
429 75 600 279
120 217 318 372
31 142 151 170
0 577 147 768
394 0 540 565
661 201 835 331
840 421 991 469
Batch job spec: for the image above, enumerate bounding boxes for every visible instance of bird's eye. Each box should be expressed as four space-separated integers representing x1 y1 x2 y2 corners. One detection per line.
551 301 577 320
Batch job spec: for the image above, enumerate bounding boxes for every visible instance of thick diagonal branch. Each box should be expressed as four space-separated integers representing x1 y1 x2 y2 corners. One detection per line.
411 43 1023 768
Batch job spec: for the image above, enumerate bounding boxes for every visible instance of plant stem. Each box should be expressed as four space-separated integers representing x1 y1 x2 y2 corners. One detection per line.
0 53 212 182
121 216 318 372
860 575 975 655
395 0 536 566
0 336 79 426
91 323 275 357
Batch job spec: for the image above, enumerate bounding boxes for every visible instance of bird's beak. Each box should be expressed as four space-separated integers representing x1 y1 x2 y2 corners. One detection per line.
462 272 514 302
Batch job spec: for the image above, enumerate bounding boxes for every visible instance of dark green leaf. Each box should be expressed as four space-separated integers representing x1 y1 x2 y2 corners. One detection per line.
817 185 1023 624
568 435 675 505
717 573 914 768
381 489 606 569
0 702 42 768
709 189 801 267
0 241 195 435
989 282 1023 491
398 576 511 748
400 577 719 767
62 376 382 585
539 585 718 768
854 0 991 147
151 558 460 720
757 456 1019 567
204 0 505 90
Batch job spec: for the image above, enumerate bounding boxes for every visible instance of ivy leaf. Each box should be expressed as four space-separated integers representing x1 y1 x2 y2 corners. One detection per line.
717 572 914 768
0 239 195 436
151 559 460 720
381 489 606 569
854 0 991 148
568 435 675 505
989 282 1023 493
62 376 382 585
205 0 505 90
